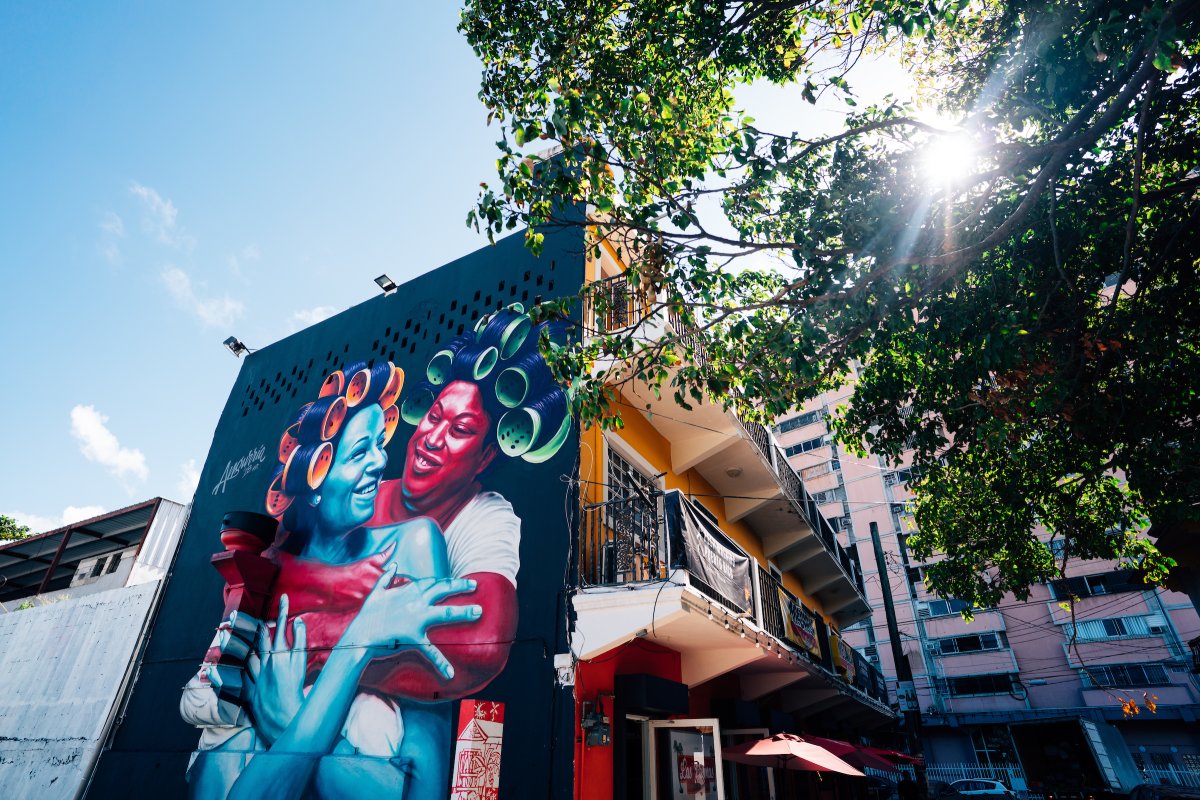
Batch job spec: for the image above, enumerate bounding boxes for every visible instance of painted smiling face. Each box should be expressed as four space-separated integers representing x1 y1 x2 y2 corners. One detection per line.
403 380 497 511
316 404 388 534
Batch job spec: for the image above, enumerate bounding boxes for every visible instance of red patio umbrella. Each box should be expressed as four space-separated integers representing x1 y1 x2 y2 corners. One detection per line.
801 736 902 772
861 745 924 766
722 733 866 776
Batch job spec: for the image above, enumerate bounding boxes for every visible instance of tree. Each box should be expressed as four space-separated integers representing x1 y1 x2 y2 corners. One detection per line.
1 515 31 542
459 0 1199 608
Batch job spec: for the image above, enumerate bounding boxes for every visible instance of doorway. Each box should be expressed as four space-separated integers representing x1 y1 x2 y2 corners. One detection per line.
646 718 726 800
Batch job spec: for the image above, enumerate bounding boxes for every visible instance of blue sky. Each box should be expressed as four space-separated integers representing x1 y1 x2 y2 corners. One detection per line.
0 4 913 532
0 3 507 530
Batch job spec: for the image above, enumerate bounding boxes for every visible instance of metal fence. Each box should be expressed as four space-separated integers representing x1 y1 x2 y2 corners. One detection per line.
925 763 1027 790
1143 768 1200 788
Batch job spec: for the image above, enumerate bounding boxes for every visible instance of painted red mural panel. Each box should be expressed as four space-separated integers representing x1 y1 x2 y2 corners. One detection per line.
451 700 506 800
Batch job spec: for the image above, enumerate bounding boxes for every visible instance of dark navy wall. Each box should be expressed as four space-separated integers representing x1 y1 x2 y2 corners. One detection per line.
85 228 583 799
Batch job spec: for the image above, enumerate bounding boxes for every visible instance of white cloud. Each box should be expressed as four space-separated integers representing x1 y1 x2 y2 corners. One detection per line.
10 505 107 535
69 404 149 484
176 458 200 500
130 181 194 250
228 244 261 280
99 211 125 264
162 266 245 328
292 305 337 330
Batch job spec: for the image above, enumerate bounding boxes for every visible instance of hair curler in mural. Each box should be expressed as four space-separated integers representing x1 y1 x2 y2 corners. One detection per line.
181 305 573 800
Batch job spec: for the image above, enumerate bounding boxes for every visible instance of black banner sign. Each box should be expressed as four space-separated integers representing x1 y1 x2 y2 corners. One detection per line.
667 490 753 613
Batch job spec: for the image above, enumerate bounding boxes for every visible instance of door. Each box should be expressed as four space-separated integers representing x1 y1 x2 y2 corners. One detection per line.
647 718 726 800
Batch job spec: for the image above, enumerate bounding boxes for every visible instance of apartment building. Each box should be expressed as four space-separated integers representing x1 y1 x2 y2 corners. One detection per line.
775 388 1200 797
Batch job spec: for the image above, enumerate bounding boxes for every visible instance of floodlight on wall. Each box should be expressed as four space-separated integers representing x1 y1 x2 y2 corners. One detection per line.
224 337 249 358
375 274 398 295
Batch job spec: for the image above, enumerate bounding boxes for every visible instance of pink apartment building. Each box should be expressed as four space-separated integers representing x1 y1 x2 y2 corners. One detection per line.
775 385 1200 797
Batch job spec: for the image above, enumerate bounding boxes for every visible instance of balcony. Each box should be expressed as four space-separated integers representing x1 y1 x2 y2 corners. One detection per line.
581 274 869 626
573 490 891 720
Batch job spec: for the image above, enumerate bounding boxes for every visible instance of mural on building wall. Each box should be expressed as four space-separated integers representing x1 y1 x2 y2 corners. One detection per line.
179 306 571 800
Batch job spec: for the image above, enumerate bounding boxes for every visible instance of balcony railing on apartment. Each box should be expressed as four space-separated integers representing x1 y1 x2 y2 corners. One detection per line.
757 564 888 705
579 492 885 704
580 272 866 603
580 493 668 585
582 273 647 335
735 416 866 599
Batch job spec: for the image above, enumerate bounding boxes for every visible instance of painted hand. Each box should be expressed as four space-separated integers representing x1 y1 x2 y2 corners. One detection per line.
343 563 481 679
244 594 307 745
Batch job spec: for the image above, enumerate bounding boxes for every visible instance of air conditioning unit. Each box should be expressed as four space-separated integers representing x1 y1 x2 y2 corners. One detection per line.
890 503 906 515
864 645 877 659
916 602 931 618
926 643 940 656
884 472 899 486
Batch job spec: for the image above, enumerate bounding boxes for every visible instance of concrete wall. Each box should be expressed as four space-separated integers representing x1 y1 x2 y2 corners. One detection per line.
0 582 157 800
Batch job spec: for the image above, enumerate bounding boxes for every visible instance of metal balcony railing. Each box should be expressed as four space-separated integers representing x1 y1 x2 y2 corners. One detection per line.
756 563 888 704
756 563 789 644
579 494 668 586
582 273 650 336
734 414 866 599
578 493 883 701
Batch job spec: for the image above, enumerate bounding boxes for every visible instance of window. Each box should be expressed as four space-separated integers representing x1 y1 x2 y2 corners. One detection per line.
947 673 1017 697
1103 618 1127 636
972 727 1018 769
106 552 122 574
603 446 662 581
937 632 1009 655
608 447 658 505
885 467 920 486
1046 539 1067 559
784 436 828 457
90 557 107 578
776 409 825 434
906 566 926 587
1081 663 1170 688
926 598 973 617
1064 615 1152 641
1050 570 1142 599
813 487 847 504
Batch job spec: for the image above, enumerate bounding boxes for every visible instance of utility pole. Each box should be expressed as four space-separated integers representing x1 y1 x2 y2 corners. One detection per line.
869 521 925 761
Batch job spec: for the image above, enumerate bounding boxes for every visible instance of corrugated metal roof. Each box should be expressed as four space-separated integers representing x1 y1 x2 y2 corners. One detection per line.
0 499 162 603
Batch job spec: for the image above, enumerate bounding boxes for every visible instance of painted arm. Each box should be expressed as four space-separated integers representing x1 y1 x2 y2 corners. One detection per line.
226 566 480 800
383 571 518 698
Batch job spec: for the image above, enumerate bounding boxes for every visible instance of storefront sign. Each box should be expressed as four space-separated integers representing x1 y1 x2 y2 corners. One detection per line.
837 637 857 683
779 589 820 657
676 754 717 796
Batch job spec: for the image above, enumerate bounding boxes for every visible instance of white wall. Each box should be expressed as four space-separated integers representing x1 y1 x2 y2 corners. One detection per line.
0 582 158 800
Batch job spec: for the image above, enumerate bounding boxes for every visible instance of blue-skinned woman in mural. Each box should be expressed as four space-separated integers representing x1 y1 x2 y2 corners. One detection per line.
181 307 571 799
